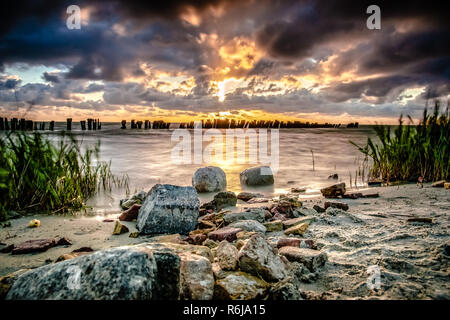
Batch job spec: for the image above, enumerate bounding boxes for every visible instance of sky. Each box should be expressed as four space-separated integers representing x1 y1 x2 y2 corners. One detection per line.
0 0 449 124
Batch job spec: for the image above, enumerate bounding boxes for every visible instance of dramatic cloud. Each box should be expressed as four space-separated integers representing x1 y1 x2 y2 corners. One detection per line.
0 0 448 123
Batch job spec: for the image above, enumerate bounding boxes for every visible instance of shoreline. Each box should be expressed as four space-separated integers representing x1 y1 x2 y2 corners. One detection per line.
1 182 448 299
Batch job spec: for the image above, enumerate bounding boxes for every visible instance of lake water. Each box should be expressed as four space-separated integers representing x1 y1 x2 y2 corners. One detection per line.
15 123 377 214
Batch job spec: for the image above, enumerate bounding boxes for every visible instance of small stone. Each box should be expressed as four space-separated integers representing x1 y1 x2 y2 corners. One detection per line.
213 272 268 300
320 183 346 198
208 227 242 242
223 208 266 224
188 233 207 245
407 217 433 223
179 253 214 300
238 234 288 282
269 279 302 300
148 234 184 244
236 231 258 240
246 198 270 204
342 193 363 199
129 232 139 238
237 192 264 201
102 219 114 222
112 221 129 235
284 223 309 235
235 239 247 250
272 212 288 221
324 201 349 211
326 207 344 216
445 183 450 190
313 205 326 213
229 220 266 233
362 193 380 198
120 198 140 210
216 240 239 271
328 173 339 180
278 247 327 272
0 244 14 254
277 238 316 250
203 239 219 249
290 187 306 193
56 237 72 246
119 204 141 221
283 216 316 229
264 220 283 232
213 191 237 210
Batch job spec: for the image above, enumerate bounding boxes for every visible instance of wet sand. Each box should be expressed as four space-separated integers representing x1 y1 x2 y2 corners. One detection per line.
1 183 449 299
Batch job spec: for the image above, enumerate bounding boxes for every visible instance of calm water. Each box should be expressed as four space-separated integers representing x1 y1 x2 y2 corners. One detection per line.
6 123 377 214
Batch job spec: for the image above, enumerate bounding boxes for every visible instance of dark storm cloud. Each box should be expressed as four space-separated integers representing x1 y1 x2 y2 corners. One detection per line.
0 77 21 90
42 72 60 83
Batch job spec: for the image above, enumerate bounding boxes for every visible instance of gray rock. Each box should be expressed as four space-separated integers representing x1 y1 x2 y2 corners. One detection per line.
192 166 226 193
213 272 268 300
179 252 215 300
278 247 327 272
238 234 288 282
239 166 274 186
6 245 181 300
237 192 264 201
229 220 266 233
223 208 267 224
320 183 346 198
213 191 237 210
137 184 199 235
269 279 302 300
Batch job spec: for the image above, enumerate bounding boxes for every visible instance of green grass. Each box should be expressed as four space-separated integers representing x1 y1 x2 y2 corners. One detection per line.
351 101 450 183
0 131 127 221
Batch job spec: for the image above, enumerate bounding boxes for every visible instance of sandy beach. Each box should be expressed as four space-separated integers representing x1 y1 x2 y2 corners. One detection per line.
1 183 448 300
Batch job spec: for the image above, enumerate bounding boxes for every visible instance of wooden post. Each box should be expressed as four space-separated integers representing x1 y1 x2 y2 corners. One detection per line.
144 120 149 129
80 120 86 130
121 120 126 129
5 118 10 130
137 121 143 129
19 118 26 130
11 118 18 131
0 117 4 130
97 119 101 130
33 121 37 130
40 122 46 130
66 118 72 130
93 119 97 130
49 121 55 131
131 120 136 129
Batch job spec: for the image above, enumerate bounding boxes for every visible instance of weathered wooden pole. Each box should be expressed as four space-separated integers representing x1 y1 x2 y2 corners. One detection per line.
80 120 86 130
144 120 149 129
11 118 18 131
93 119 97 130
49 121 55 131
137 120 143 129
97 119 101 130
121 120 126 129
0 117 4 130
131 120 136 129
66 118 72 130
33 121 38 130
5 118 10 130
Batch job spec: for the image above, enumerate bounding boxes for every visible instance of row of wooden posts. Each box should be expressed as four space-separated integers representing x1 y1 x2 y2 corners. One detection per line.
0 117 101 131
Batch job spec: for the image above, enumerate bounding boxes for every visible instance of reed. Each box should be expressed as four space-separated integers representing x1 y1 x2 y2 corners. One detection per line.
351 101 450 183
0 131 128 220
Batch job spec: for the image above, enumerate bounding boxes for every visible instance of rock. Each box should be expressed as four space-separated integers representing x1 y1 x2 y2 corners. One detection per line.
148 233 185 244
56 237 72 246
216 240 239 270
103 219 114 222
239 166 274 186
313 205 326 213
203 239 219 249
236 231 258 240
213 272 268 300
132 191 147 202
445 183 450 190
272 212 288 221
290 187 306 193
271 200 293 216
269 279 302 300
119 204 141 221
211 263 229 279
56 247 93 262
72 247 94 253
192 166 226 193
11 239 57 255
362 193 380 198
284 223 309 236
213 191 237 210
6 245 181 300
238 234 288 282
324 201 349 211
208 227 242 242
282 216 316 229
188 233 207 245
0 244 14 253
320 183 346 198
325 207 344 216
223 208 266 224
295 207 318 216
407 217 433 223
279 194 302 208
229 220 266 233
431 180 446 188
368 179 383 186
120 198 140 210
235 239 247 250
328 173 339 180
264 220 283 232
277 238 316 250
129 232 139 238
198 219 215 229
112 221 129 235
143 242 213 263
137 184 199 235
278 247 327 272
28 219 40 228
237 192 264 201
343 193 363 199
179 253 214 300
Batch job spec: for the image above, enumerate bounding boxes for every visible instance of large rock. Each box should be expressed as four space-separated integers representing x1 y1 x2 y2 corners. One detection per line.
137 184 199 235
320 183 346 198
119 204 141 221
238 234 288 282
239 166 274 186
179 253 215 300
223 208 266 224
208 227 242 242
213 272 268 300
284 223 309 235
192 166 226 193
229 220 266 233
282 216 316 229
11 239 56 255
278 247 327 272
212 191 237 210
142 242 213 262
216 240 239 271
6 245 181 300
